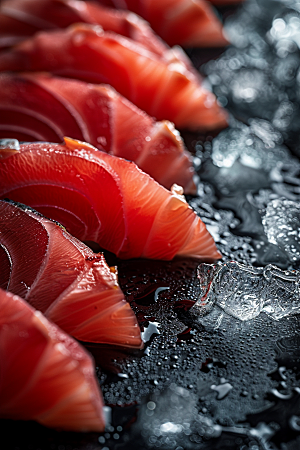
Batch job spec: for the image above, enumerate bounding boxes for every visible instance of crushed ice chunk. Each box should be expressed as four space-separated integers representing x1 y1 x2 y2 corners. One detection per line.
191 261 300 328
270 162 300 200
272 53 300 87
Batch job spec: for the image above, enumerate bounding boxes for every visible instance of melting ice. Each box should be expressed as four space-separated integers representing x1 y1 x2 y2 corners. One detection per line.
191 261 300 329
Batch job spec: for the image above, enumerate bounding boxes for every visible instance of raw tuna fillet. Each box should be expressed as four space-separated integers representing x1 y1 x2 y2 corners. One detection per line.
96 0 228 47
0 288 105 431
0 24 228 131
0 72 196 193
0 199 142 347
0 138 222 261
0 0 201 83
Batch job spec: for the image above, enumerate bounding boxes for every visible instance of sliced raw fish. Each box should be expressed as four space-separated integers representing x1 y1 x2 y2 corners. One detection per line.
0 24 228 131
0 199 143 347
0 0 200 81
0 72 196 193
0 288 105 431
0 138 222 261
95 0 229 47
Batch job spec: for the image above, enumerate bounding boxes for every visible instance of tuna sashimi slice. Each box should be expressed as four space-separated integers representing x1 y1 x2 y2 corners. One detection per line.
0 288 105 431
0 199 142 347
0 24 228 131
0 138 222 261
0 72 196 193
0 0 200 81
96 0 229 47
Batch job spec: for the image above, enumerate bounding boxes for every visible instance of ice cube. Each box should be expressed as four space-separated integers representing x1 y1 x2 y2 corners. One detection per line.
270 162 300 200
191 261 300 328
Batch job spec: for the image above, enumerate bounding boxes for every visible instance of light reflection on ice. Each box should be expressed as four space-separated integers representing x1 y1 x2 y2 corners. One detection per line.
211 119 293 171
269 13 300 52
135 383 222 448
204 0 300 151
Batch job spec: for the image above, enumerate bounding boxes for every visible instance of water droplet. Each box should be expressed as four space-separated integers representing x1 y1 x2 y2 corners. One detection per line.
211 382 233 400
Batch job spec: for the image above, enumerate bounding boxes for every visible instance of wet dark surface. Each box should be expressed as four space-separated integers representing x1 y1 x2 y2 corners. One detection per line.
2 252 300 449
2 0 300 449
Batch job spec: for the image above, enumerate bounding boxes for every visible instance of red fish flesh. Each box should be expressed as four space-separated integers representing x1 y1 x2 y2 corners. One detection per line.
95 0 229 47
0 199 143 347
0 288 105 431
0 72 196 193
0 138 222 261
0 24 228 131
0 0 201 81
0 0 166 54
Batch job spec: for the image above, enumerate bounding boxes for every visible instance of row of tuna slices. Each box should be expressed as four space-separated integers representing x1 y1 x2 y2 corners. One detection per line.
0 0 229 49
0 14 229 131
0 0 225 432
0 0 202 81
0 72 197 194
0 0 228 192
0 137 221 432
